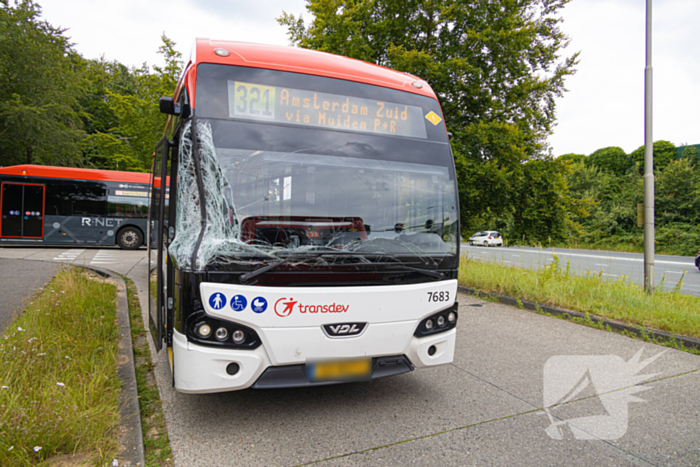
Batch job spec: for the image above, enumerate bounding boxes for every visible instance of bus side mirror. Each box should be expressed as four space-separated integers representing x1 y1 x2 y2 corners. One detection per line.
159 97 181 115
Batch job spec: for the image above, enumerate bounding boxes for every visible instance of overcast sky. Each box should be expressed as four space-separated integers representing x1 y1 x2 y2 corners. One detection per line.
36 0 699 157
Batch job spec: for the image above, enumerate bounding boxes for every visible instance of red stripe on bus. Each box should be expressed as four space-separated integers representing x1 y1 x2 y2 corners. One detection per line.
0 165 151 184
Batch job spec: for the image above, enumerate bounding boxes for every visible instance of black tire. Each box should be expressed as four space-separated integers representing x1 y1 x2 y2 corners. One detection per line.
117 227 143 250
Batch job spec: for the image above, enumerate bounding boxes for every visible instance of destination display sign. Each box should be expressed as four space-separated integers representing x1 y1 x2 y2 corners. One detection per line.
227 81 429 139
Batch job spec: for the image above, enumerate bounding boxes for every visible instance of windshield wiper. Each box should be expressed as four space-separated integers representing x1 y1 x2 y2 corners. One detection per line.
238 250 344 284
382 264 445 279
239 251 446 283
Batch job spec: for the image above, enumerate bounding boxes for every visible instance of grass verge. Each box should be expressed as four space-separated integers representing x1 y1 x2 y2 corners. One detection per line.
122 276 173 467
459 255 700 341
0 267 120 465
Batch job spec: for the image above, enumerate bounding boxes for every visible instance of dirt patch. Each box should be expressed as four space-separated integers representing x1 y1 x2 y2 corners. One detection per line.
42 452 94 466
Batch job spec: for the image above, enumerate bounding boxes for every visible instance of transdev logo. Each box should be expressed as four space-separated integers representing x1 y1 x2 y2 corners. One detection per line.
274 297 349 318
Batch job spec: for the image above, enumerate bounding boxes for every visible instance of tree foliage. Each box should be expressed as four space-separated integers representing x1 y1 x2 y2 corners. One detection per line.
630 140 676 172
585 146 630 176
0 1 181 171
563 141 700 255
558 153 585 164
0 0 85 166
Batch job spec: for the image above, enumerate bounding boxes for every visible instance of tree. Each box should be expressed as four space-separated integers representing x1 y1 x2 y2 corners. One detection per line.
558 153 585 164
586 146 630 176
278 0 578 237
655 159 700 225
630 140 676 172
510 158 587 244
80 34 182 171
680 145 699 167
0 0 85 167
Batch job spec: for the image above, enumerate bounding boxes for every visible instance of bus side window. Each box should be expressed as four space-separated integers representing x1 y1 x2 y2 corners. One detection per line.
44 180 106 217
45 182 73 216
70 182 107 216
108 196 149 218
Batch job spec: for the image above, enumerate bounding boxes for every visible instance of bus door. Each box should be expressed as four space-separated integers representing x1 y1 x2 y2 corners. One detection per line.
149 137 175 354
1 183 45 239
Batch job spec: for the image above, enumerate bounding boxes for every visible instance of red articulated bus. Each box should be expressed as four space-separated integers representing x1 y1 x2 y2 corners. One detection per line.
0 164 150 249
149 39 460 393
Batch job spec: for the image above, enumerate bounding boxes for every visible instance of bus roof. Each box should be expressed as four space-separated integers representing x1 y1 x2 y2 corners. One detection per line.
182 39 437 108
0 165 151 184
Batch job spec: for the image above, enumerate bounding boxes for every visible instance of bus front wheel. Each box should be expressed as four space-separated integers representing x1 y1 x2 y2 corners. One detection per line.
117 227 143 250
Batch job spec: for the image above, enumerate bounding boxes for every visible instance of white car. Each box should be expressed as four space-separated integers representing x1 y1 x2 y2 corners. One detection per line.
468 231 503 247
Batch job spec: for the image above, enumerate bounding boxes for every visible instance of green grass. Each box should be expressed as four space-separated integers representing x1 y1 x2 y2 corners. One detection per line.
123 276 173 467
0 268 120 466
458 255 700 340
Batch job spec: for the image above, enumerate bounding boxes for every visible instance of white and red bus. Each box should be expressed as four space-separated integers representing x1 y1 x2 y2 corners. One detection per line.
0 165 150 249
150 39 460 393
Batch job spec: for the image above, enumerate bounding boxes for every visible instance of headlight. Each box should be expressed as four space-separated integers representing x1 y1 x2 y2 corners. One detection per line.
414 303 458 337
187 314 261 349
215 327 228 341
197 324 212 338
232 330 245 344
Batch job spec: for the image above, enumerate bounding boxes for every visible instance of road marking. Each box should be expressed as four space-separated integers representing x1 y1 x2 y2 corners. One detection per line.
90 249 117 265
511 255 521 257
662 270 685 275
595 263 609 267
602 273 618 277
462 246 695 267
53 249 85 261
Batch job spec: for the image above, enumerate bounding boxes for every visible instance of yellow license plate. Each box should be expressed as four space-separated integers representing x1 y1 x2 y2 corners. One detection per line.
307 358 372 382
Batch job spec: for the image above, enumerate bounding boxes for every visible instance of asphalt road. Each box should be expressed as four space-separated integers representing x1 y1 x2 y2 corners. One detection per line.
461 244 700 297
2 246 699 466
0 258 61 334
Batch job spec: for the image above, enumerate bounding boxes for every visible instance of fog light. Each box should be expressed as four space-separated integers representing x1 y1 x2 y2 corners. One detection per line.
197 324 212 338
215 327 228 341
226 362 240 375
232 330 245 343
437 315 446 327
448 312 456 323
425 319 434 330
428 345 437 356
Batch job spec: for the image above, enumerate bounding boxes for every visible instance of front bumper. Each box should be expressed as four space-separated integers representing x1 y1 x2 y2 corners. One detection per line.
172 327 456 393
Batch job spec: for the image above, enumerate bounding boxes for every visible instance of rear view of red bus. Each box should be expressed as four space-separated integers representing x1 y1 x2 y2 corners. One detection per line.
149 39 460 393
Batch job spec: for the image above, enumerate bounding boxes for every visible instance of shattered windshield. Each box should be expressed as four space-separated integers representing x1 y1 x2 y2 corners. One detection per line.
168 65 458 270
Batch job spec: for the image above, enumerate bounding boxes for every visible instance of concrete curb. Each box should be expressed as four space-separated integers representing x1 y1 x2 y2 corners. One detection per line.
85 267 145 467
458 285 700 352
